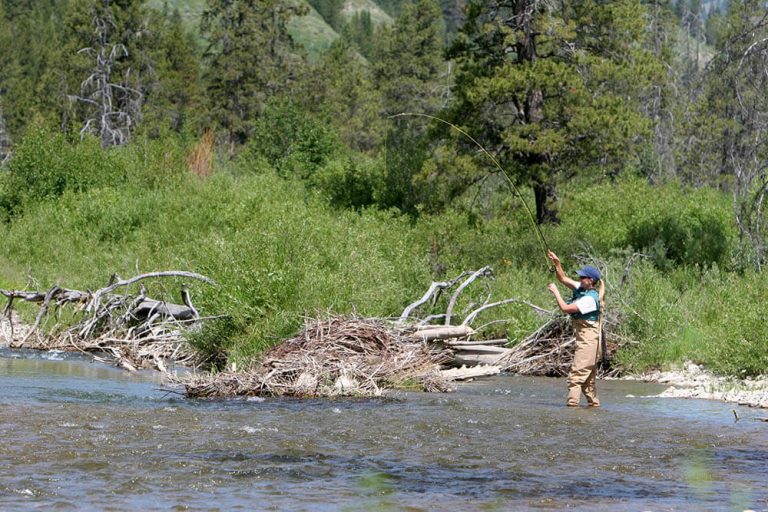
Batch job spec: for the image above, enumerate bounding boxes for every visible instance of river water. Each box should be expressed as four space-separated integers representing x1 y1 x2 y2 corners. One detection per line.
1 348 766 511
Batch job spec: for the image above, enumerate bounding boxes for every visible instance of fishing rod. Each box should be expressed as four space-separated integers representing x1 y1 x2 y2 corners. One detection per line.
388 112 552 269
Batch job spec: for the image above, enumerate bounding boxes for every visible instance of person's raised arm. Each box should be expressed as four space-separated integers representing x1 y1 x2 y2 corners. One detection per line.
547 250 578 290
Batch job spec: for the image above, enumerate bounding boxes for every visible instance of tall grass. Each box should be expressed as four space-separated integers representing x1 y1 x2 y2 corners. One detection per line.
0 133 765 376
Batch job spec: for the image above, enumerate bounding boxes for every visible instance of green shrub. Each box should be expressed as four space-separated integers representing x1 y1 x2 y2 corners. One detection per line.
0 126 189 218
626 207 730 270
561 177 735 267
310 154 384 209
246 100 340 179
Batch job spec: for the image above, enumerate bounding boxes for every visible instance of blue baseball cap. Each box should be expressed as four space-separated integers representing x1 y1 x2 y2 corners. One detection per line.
575 265 601 281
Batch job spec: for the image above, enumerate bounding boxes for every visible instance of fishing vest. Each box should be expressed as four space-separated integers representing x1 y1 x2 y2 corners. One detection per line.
569 288 600 322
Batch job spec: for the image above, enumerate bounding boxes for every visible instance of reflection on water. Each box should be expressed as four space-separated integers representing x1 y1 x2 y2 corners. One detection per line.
0 348 766 511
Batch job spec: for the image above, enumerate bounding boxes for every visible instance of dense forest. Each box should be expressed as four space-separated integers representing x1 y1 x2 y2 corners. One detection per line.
0 0 766 377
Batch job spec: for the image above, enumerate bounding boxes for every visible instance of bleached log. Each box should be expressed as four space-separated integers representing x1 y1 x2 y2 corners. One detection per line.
440 364 501 381
444 266 493 325
445 338 508 346
462 297 552 326
397 270 472 324
87 271 215 313
411 325 475 341
452 345 514 366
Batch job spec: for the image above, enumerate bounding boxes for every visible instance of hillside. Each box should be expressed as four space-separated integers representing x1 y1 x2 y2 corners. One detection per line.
144 0 392 61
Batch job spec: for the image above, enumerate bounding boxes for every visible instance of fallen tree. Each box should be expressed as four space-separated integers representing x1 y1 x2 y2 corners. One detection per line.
1 271 216 371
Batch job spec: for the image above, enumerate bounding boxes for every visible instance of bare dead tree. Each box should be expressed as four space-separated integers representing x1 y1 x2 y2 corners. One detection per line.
724 14 768 270
69 7 142 148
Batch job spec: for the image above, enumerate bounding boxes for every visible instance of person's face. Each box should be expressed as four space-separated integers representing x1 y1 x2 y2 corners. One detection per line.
579 276 594 288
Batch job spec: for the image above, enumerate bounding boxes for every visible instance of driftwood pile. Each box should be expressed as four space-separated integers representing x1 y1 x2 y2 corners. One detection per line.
181 265 600 398
0 271 216 371
2 264 624 398
181 315 456 398
500 316 620 377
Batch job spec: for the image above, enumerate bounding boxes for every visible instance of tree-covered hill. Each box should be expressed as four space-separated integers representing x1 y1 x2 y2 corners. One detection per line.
144 0 393 60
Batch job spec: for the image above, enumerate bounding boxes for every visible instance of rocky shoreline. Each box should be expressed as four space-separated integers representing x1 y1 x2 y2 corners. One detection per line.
624 361 768 409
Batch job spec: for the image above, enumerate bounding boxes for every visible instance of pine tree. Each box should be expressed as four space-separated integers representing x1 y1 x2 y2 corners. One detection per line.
683 0 768 269
373 0 447 214
0 0 64 138
139 7 202 136
445 0 660 223
297 37 385 152
0 99 10 163
342 11 375 59
201 0 307 147
307 0 344 31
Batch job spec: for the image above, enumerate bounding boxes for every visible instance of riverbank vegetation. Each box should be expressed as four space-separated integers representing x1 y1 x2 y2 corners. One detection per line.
0 0 766 382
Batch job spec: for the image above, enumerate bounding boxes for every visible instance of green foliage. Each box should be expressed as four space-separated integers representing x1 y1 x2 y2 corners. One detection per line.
295 37 385 152
626 209 730 270
0 125 188 216
446 0 662 223
615 264 768 377
201 0 307 145
0 1 64 139
342 10 375 58
307 0 344 30
139 8 204 136
373 0 445 117
310 153 384 209
245 101 340 179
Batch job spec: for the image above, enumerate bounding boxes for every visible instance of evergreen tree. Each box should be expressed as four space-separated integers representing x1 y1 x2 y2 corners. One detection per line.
342 11 375 58
373 0 446 117
140 7 202 136
201 0 307 147
0 2 10 157
297 37 385 152
0 0 64 138
0 99 10 163
373 0 447 214
444 0 660 223
642 0 684 182
307 0 344 31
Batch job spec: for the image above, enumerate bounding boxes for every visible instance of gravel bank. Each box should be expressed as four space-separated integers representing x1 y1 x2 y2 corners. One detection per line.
625 361 768 409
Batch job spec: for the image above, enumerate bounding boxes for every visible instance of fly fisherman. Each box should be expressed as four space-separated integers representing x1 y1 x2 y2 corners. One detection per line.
546 250 602 408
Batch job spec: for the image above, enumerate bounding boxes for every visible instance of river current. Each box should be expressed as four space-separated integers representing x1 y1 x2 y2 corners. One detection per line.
1 347 766 511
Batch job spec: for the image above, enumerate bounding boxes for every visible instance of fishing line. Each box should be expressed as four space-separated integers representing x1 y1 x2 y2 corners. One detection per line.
388 112 552 268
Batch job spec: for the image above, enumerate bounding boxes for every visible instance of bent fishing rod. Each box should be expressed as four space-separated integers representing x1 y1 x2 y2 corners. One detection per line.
389 112 553 269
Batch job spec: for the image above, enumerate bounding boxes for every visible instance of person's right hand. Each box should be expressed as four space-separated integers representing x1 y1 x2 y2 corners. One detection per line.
547 250 560 265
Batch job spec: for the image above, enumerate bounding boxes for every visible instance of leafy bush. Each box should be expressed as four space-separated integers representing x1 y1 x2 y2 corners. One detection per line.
559 177 735 267
310 154 384 209
626 207 730 270
246 101 340 179
0 125 189 217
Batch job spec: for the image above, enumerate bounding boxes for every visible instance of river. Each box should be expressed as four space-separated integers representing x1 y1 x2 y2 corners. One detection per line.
1 347 766 511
